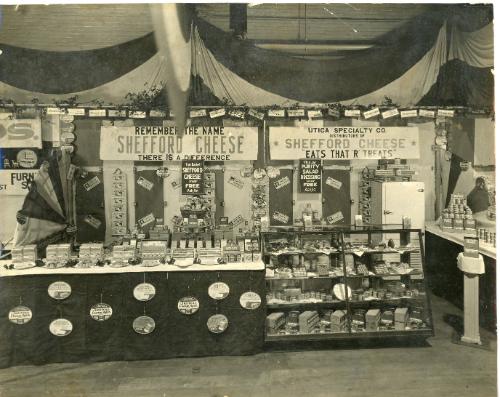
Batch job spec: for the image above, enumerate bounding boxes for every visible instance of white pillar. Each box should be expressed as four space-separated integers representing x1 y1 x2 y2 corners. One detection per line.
457 253 485 345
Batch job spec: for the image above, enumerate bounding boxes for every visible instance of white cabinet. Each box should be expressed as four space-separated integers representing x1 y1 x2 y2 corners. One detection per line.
370 181 425 230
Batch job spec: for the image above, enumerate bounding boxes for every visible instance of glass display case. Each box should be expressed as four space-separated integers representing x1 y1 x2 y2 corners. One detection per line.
262 227 433 342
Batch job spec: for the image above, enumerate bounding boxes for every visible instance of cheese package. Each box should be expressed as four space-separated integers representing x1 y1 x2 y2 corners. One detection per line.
365 309 381 331
299 311 320 334
266 312 285 334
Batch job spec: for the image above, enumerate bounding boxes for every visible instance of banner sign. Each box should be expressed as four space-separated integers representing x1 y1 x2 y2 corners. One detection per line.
100 126 258 161
182 160 204 195
299 160 322 193
269 126 419 160
0 170 36 195
0 119 42 148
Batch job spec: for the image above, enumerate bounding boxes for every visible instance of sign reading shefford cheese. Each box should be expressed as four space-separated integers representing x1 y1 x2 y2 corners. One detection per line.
100 125 258 161
269 126 419 160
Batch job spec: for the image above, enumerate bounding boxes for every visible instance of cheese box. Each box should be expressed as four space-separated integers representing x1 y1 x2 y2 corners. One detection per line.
299 311 320 334
463 236 479 258
266 312 285 334
394 307 409 323
365 309 381 331
453 218 464 230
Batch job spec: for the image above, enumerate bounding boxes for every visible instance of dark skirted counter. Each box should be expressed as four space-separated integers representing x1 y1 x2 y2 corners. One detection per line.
0 262 266 368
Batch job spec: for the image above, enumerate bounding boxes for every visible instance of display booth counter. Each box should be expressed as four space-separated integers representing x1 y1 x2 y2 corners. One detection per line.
425 222 496 332
0 260 266 368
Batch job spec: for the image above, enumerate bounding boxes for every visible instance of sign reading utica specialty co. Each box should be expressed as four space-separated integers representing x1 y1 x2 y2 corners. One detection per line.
100 126 258 161
269 126 419 160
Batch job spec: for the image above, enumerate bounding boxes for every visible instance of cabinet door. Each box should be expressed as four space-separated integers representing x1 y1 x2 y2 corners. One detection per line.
383 182 425 229
322 169 351 226
134 169 164 232
269 169 293 226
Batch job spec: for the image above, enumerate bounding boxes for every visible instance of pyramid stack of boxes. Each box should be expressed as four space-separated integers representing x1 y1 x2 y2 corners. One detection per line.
441 194 476 232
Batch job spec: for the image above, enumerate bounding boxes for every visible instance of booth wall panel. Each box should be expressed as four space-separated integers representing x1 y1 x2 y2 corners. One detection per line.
268 169 294 226
73 119 102 167
134 169 164 231
322 169 351 226
75 171 106 242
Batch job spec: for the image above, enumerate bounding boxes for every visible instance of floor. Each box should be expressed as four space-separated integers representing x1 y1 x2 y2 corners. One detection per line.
0 294 496 397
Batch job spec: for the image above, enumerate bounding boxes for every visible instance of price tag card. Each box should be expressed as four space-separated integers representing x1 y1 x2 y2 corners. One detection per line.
327 211 344 224
363 108 380 119
344 109 361 117
89 109 107 117
273 176 291 190
228 109 246 119
209 108 226 118
129 111 146 119
67 108 85 116
84 215 102 229
268 109 285 118
137 176 154 191
382 108 399 119
419 109 435 118
287 109 305 118
83 176 101 191
272 211 289 224
325 176 342 190
189 109 207 118
307 110 323 119
400 110 418 118
248 109 265 120
231 215 245 227
138 213 156 228
228 176 245 189
437 109 455 118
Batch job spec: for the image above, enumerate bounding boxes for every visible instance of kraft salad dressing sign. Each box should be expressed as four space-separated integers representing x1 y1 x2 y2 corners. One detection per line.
269 126 420 160
100 125 258 161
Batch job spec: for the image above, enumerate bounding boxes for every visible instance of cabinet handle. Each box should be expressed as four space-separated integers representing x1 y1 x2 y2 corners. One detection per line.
383 210 393 215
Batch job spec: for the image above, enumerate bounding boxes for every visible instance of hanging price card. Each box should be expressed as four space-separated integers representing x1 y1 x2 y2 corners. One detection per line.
273 176 291 190
83 176 101 191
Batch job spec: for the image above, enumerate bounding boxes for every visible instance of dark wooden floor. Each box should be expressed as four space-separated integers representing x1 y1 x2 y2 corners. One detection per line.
0 294 496 397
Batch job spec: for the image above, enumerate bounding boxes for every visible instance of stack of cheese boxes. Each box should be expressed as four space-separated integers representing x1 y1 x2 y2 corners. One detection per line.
112 243 136 262
46 244 72 263
79 243 104 262
11 245 38 263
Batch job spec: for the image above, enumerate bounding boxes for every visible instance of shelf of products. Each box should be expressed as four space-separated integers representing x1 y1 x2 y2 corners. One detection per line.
262 228 433 343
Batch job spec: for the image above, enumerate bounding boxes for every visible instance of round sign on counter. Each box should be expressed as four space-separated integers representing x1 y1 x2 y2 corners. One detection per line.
333 283 352 301
8 306 32 325
49 318 73 336
177 296 200 315
239 291 262 310
48 281 72 300
16 149 38 169
133 283 156 302
207 314 229 334
90 303 113 321
133 316 155 335
208 282 230 300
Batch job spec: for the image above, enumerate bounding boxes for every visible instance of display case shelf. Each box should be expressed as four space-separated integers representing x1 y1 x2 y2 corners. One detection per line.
261 227 434 345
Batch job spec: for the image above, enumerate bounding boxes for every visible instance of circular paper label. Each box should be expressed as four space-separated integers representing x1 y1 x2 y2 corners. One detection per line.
133 316 155 335
133 283 156 302
48 281 72 300
60 122 75 135
239 291 262 310
60 114 74 123
90 303 113 321
177 296 200 315
333 284 352 301
240 166 254 178
16 149 38 168
49 318 73 336
208 282 230 300
253 168 267 180
207 314 229 334
266 166 280 179
60 131 76 144
8 305 32 325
